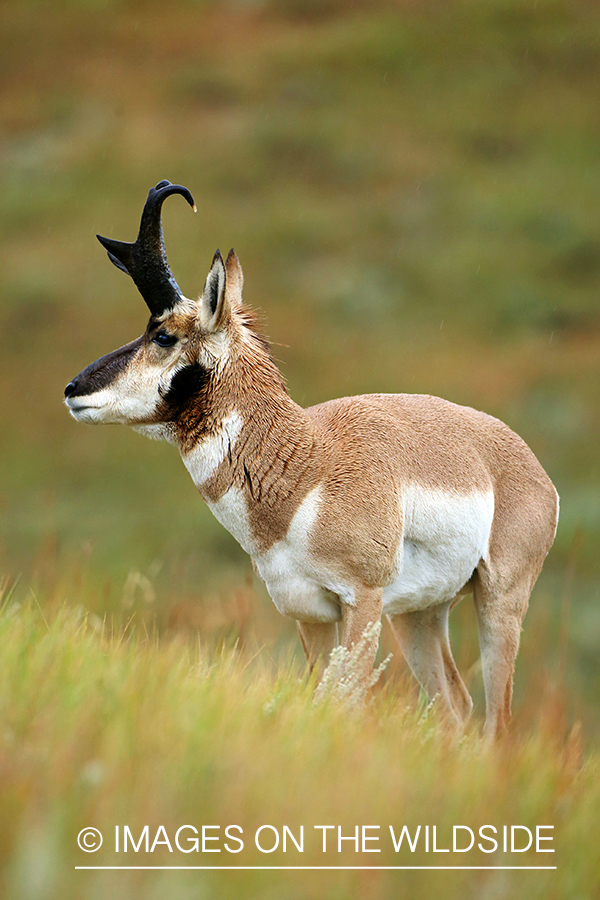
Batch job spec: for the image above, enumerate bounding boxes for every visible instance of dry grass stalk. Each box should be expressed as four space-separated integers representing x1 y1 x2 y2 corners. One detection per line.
313 621 392 709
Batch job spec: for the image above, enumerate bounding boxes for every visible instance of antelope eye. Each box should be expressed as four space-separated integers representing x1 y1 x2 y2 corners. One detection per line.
153 331 177 348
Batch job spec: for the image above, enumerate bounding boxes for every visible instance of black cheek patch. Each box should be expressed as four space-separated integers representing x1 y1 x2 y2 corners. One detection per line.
160 363 212 417
157 363 215 450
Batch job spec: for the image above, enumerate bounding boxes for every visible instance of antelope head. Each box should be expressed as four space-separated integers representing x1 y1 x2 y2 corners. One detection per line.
64 180 256 446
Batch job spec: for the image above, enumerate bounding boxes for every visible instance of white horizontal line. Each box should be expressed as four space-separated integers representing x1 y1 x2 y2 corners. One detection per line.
75 866 557 871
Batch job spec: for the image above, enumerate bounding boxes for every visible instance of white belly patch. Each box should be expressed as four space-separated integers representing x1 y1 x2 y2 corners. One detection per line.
382 485 494 615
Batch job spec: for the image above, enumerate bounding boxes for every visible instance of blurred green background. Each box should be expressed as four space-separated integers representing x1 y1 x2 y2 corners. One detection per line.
1 0 599 722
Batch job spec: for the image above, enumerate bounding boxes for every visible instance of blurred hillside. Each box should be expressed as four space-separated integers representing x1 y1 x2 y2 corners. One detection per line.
1 0 599 720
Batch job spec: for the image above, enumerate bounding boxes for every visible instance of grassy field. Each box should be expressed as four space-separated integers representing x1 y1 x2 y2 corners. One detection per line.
1 0 600 897
0 592 596 900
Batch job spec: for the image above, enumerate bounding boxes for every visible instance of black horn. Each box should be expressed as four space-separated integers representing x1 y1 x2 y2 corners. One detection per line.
97 180 196 316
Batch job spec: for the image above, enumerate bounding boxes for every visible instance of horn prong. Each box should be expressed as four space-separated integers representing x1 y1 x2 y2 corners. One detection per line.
96 235 135 275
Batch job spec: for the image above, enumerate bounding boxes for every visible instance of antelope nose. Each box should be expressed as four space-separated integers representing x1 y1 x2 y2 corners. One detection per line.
64 380 78 398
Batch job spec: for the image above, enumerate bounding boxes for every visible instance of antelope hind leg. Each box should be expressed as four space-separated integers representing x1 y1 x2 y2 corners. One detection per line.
388 602 472 730
473 570 531 741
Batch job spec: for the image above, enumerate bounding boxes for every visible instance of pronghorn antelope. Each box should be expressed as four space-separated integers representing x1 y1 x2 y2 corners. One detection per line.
65 180 558 737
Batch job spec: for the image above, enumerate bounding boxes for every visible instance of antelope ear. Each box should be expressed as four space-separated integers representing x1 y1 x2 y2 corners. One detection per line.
225 248 244 304
199 249 229 332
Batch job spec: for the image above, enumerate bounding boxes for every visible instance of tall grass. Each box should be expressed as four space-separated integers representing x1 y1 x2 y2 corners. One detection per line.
0 583 596 900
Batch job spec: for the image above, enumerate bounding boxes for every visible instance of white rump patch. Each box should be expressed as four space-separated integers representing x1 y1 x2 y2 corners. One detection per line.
382 485 495 615
181 411 243 487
